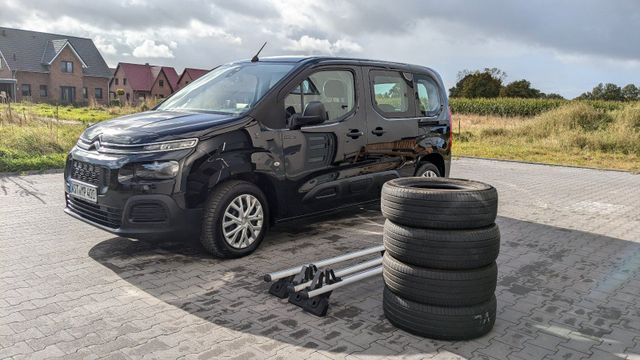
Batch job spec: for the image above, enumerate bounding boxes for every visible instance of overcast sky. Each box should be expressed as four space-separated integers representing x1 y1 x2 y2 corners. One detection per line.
2 0 639 98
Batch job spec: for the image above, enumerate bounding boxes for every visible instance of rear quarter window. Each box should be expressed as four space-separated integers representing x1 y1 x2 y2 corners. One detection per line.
370 70 415 118
416 76 442 116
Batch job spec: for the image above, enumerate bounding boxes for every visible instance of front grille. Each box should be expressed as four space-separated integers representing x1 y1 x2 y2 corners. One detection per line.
129 202 168 223
66 195 122 228
70 160 105 186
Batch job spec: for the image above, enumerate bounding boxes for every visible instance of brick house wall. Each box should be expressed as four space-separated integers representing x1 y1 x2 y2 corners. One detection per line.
48 45 85 104
150 70 173 99
0 55 11 78
176 72 193 90
13 46 109 105
83 76 109 104
16 71 49 102
110 66 136 104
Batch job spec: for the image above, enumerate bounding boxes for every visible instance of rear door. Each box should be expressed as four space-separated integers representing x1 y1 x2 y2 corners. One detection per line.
362 68 420 174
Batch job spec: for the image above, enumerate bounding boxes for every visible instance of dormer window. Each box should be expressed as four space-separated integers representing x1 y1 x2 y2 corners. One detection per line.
61 61 73 73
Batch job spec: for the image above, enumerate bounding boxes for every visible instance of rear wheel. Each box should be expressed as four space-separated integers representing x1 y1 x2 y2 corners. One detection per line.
416 162 441 177
200 180 269 258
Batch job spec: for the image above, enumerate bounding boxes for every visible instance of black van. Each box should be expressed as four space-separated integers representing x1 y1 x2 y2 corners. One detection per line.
64 56 452 258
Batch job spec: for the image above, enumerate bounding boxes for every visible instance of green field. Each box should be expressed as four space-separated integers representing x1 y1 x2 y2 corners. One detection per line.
449 98 628 117
0 103 141 172
454 102 640 171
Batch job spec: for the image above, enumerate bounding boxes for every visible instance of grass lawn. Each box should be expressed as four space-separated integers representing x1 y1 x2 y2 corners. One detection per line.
1 101 639 173
453 103 640 172
1 102 142 123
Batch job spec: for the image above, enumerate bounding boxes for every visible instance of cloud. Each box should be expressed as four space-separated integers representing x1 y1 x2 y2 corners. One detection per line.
93 36 117 55
1 0 639 97
132 40 174 58
285 35 362 55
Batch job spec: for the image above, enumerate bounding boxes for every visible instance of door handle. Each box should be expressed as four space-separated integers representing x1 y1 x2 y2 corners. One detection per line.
346 129 364 139
371 127 386 136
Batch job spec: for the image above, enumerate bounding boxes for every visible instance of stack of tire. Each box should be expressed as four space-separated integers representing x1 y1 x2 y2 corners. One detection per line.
380 177 500 340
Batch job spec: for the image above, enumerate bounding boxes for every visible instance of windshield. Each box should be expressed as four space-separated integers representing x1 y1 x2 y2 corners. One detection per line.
157 63 295 114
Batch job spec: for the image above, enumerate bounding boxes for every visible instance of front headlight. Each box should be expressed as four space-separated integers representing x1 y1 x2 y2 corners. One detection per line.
118 161 180 182
141 139 198 152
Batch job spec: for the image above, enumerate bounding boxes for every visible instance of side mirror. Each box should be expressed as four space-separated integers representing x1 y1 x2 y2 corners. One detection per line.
289 101 327 130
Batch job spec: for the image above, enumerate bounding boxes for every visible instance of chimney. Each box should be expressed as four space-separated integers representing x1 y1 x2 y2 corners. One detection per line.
145 62 150 66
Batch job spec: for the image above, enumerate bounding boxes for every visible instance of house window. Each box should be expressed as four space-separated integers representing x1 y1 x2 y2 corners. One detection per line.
21 84 31 97
82 87 88 99
95 88 103 99
114 78 119 85
126 93 130 101
39 85 48 97
159 80 164 87
123 78 127 85
61 61 74 73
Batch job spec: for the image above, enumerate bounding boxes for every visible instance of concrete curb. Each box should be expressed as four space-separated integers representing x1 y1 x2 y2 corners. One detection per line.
0 168 64 178
454 156 636 174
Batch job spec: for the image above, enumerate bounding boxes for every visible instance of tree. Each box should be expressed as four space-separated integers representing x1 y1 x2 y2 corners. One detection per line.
499 80 542 98
578 83 624 101
449 68 505 98
543 93 565 100
622 84 640 101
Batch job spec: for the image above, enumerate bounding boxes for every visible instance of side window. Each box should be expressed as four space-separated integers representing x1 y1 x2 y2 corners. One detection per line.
416 76 442 116
284 70 355 125
371 70 413 117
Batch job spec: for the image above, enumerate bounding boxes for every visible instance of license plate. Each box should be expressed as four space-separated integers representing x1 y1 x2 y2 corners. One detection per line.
68 180 98 203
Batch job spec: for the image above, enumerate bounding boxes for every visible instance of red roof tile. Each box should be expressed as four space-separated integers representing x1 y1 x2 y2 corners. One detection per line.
177 68 210 87
160 67 179 91
115 63 179 92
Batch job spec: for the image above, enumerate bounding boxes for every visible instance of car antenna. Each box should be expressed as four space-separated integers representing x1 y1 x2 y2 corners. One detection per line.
251 42 267 62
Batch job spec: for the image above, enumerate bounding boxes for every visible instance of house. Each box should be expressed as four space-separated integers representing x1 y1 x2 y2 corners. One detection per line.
176 68 209 90
110 63 179 105
0 27 112 104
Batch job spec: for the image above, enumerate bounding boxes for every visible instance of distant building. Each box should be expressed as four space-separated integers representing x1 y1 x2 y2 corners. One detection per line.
0 27 112 104
110 63 179 105
176 68 210 90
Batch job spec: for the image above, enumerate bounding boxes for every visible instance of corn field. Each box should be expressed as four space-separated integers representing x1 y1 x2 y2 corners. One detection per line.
449 98 629 117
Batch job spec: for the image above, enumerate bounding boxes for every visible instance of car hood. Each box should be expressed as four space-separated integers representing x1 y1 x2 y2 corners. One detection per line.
81 110 243 144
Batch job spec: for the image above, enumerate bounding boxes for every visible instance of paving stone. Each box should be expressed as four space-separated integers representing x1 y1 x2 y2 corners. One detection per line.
2 158 639 359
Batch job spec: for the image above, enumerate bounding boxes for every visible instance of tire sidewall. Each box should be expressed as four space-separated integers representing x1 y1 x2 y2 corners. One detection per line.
203 182 269 257
415 162 441 177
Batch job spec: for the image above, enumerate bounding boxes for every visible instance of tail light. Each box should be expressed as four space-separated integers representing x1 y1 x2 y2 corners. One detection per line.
448 107 453 151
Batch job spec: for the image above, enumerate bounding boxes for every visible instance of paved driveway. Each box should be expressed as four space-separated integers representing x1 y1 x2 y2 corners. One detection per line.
1 158 639 359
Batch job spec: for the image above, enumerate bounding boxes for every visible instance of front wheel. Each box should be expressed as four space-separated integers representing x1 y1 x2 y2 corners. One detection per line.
200 180 269 258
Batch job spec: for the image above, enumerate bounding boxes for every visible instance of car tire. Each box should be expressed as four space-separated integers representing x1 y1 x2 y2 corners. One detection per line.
200 180 269 258
383 220 500 269
381 177 498 229
415 162 441 177
383 286 496 340
383 253 497 306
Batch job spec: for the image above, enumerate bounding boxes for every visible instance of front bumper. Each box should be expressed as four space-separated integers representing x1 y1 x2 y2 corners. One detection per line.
63 147 201 239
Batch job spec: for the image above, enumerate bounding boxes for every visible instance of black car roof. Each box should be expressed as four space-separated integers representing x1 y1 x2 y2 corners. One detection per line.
235 56 436 75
